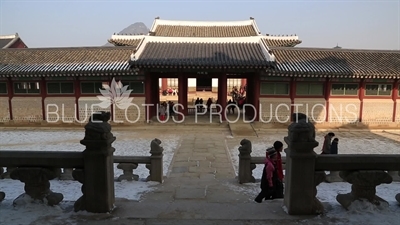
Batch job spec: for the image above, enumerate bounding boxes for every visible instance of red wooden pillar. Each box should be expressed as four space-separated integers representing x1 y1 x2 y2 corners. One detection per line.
358 79 365 122
241 78 247 88
253 72 260 121
218 73 227 121
7 77 13 121
244 76 253 119
324 78 331 122
144 73 154 121
289 77 296 120
41 77 46 121
177 74 187 120
74 77 80 121
392 79 399 122
161 78 168 93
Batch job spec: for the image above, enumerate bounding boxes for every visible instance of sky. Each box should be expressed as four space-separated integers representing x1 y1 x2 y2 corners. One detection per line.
0 0 399 50
1 129 400 224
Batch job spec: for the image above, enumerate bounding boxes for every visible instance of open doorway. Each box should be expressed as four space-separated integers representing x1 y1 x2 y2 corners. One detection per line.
196 78 212 91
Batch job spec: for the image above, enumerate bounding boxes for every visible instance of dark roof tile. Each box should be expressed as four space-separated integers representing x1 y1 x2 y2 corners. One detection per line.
108 38 142 47
129 42 273 68
0 38 14 48
264 38 302 47
269 47 400 78
154 25 258 37
0 46 135 76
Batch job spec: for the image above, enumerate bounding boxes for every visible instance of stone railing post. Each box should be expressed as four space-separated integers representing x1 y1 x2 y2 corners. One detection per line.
238 139 255 184
146 138 164 183
337 170 392 209
396 171 400 204
0 167 5 202
75 111 116 213
60 168 74 180
388 171 400 182
0 167 16 179
325 171 344 183
117 163 139 181
10 167 63 206
283 113 321 215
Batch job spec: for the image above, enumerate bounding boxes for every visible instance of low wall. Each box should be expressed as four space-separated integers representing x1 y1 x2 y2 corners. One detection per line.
1 96 146 124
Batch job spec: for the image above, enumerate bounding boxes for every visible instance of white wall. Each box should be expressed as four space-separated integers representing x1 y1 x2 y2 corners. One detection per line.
212 78 218 87
188 78 196 87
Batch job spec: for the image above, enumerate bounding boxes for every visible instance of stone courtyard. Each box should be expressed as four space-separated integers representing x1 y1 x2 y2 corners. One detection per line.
1 125 400 224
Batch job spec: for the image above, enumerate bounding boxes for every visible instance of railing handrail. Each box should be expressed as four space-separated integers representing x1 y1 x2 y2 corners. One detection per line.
315 154 400 171
113 155 151 164
0 151 154 168
0 150 84 168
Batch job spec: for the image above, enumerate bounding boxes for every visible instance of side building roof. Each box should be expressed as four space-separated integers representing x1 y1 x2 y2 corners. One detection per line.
268 47 400 78
0 46 135 77
0 33 27 48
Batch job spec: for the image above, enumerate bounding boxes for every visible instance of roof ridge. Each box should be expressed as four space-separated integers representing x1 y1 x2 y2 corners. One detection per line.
0 33 18 39
270 46 400 53
0 46 136 51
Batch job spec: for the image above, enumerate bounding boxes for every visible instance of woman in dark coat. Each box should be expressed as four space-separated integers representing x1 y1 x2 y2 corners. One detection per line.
255 148 283 203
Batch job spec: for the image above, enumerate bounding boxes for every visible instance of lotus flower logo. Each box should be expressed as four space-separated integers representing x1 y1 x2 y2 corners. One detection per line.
97 78 134 109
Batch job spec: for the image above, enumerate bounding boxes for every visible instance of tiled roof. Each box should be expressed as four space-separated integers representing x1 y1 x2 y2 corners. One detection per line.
129 41 274 68
269 47 400 78
264 38 302 47
0 47 135 77
153 25 258 37
108 38 143 47
0 34 20 48
0 38 14 48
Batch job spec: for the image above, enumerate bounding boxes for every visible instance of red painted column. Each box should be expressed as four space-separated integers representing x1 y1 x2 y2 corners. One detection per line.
392 79 398 122
253 72 260 121
289 77 296 120
41 77 46 121
358 79 365 122
324 78 331 122
161 78 168 93
177 74 188 120
218 73 227 121
144 72 154 121
154 77 160 106
7 77 13 121
74 77 80 121
241 78 247 88
244 76 253 119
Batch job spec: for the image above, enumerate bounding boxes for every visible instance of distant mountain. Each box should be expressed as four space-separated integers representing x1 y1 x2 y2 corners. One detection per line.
104 22 150 46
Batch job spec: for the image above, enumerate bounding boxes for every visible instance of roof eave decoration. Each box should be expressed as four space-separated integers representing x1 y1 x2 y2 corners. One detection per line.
250 17 262 36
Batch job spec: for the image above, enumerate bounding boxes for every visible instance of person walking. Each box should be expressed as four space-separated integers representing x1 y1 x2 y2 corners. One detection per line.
330 138 339 154
321 132 335 154
273 141 284 198
254 148 281 203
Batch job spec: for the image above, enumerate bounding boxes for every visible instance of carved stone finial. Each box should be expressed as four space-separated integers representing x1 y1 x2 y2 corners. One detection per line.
150 138 163 155
287 113 317 144
84 111 113 140
238 139 252 155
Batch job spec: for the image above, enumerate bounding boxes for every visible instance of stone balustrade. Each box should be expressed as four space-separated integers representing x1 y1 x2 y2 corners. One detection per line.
238 112 400 215
0 111 164 214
